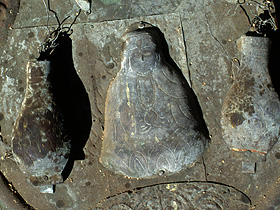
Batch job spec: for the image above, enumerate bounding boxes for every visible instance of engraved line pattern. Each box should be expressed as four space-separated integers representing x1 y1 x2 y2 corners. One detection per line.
101 29 207 178
96 183 250 209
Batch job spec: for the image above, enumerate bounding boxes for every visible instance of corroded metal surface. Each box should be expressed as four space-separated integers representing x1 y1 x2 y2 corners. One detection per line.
12 61 70 187
221 36 280 154
100 27 209 178
95 182 250 209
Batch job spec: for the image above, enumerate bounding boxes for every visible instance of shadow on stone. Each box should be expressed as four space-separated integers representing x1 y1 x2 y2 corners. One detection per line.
268 1 280 98
136 26 210 138
38 31 92 181
244 2 280 99
0 171 35 209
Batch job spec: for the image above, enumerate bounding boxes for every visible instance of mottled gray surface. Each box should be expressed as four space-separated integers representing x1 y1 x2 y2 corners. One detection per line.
13 0 181 28
0 0 280 209
12 61 70 188
221 36 280 153
100 28 208 178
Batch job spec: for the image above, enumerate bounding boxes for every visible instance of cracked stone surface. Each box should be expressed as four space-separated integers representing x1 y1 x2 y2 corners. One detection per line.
0 0 280 209
95 182 251 209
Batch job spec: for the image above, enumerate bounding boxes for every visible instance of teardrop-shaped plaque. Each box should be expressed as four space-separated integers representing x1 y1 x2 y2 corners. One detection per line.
100 27 209 178
12 61 70 188
221 35 280 153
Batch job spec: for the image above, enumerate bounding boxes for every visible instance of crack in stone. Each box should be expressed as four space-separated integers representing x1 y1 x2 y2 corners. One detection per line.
102 179 252 206
202 156 208 181
0 170 35 210
179 16 193 88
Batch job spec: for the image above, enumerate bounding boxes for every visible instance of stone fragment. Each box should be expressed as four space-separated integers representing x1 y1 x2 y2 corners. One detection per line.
242 161 256 174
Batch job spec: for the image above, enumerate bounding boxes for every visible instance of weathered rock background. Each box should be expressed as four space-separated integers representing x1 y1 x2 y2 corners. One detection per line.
0 0 279 209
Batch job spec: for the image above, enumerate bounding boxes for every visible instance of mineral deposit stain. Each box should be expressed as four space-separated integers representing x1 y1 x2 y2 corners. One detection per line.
56 200 65 208
29 54 35 60
0 113 4 121
241 193 251 204
229 113 245 127
124 183 131 188
18 87 24 92
275 152 280 159
28 32 34 38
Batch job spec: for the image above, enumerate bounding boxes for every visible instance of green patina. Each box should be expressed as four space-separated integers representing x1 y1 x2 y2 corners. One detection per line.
0 202 8 210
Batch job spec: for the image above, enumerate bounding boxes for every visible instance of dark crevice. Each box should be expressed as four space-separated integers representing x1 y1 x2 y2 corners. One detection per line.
202 156 208 181
88 0 92 14
245 10 277 37
0 2 7 9
179 16 192 88
205 15 235 68
0 171 35 210
240 5 252 26
274 0 280 21
103 180 252 206
268 1 280 98
135 26 210 139
0 125 3 142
